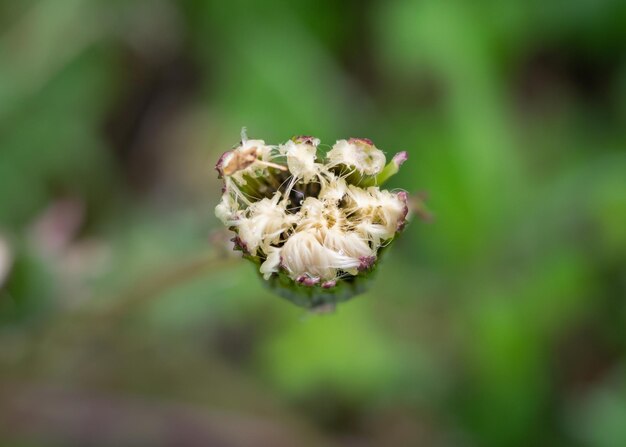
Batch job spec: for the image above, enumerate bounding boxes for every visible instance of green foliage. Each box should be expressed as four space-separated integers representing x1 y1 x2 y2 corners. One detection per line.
0 0 625 445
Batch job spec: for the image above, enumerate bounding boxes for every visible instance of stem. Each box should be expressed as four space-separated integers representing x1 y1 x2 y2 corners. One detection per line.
101 252 239 319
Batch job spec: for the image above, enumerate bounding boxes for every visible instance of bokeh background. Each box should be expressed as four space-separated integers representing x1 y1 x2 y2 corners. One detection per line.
1 0 625 446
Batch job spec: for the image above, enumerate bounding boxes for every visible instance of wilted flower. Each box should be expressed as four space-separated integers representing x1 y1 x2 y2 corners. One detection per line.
215 132 410 309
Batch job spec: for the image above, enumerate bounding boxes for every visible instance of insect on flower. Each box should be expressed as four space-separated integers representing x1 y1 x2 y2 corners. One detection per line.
215 131 411 309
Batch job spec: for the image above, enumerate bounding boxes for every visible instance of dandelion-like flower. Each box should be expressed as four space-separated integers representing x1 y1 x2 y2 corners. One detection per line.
215 132 410 309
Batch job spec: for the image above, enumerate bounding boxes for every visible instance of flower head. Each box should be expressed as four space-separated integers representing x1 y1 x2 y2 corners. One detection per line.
215 133 411 309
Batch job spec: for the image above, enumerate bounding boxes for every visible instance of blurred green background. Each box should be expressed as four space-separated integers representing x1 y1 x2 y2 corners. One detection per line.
1 0 625 446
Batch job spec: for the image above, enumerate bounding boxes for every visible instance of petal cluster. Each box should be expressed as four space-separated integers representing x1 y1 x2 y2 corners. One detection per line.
215 134 409 306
